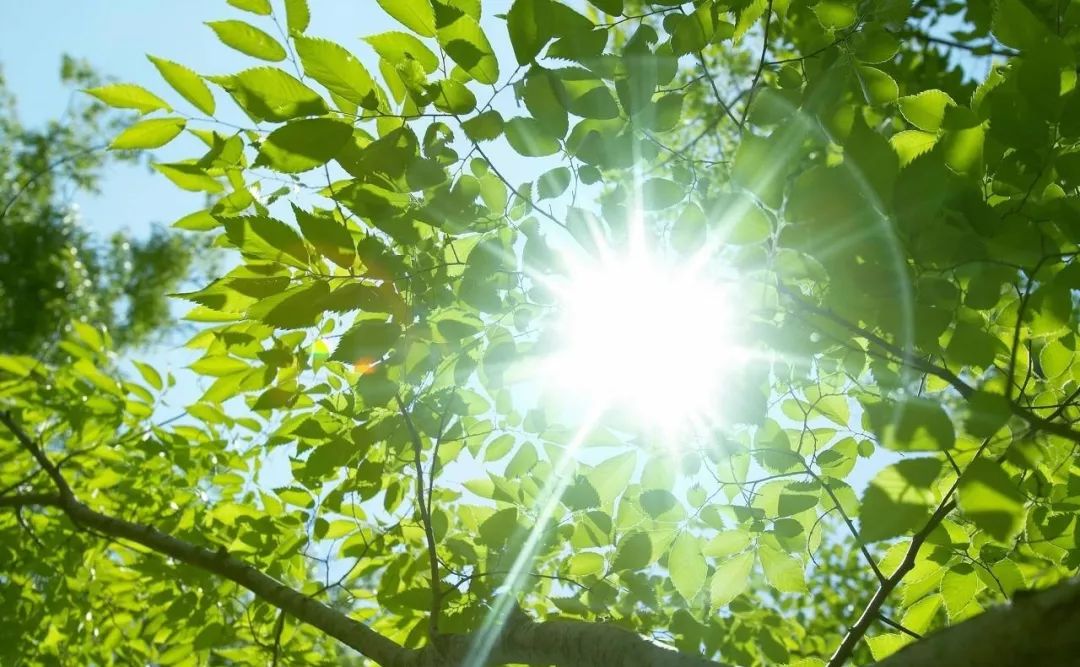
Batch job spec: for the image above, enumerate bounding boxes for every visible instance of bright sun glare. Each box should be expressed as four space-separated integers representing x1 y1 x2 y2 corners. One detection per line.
544 240 745 434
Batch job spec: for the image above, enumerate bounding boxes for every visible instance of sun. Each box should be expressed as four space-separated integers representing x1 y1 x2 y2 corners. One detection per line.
541 238 746 435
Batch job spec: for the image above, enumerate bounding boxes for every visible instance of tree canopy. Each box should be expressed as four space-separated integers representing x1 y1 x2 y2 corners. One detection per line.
4 0 1080 665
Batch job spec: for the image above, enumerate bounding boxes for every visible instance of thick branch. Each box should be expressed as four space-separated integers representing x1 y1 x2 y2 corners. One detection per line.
425 616 729 667
872 578 1080 667
0 492 62 509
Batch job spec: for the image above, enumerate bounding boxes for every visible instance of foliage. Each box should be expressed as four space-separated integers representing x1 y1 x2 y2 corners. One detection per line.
0 58 203 356
4 0 1080 665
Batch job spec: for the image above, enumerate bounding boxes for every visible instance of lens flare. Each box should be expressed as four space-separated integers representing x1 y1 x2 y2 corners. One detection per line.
541 236 746 435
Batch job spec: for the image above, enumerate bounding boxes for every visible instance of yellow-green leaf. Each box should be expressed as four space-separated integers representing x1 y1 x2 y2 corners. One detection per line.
206 20 287 61
254 118 353 173
376 0 436 37
710 550 754 608
109 117 186 150
436 12 498 84
148 56 215 115
85 84 170 114
294 35 381 109
669 532 707 603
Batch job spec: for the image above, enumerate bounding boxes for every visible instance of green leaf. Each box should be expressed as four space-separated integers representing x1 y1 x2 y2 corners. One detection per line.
993 0 1050 49
507 0 551 65
523 70 569 138
322 283 389 314
940 563 979 619
227 0 271 15
562 73 619 120
153 162 223 193
254 118 352 173
85 84 170 114
294 205 355 269
436 12 498 84
642 178 684 210
671 3 716 55
377 0 436 37
759 543 806 593
132 360 164 390
866 634 914 661
963 391 1011 438
945 321 1000 368
364 32 439 73
703 530 752 558
589 452 636 508
285 0 310 32
505 117 560 156
719 192 771 244
853 25 900 63
586 0 622 13
813 0 857 29
248 281 330 329
294 35 380 109
190 355 250 377
640 489 678 519
506 442 538 476
109 118 186 150
902 594 943 634
330 317 402 364
567 552 605 577
213 67 328 122
222 215 309 267
957 458 1026 542
856 65 898 106
863 397 956 451
484 434 515 461
206 20 287 61
462 110 504 142
147 56 215 115
898 90 955 132
891 130 939 166
671 203 706 252
669 532 706 603
710 550 754 608
613 531 652 571
537 166 571 200
479 507 519 547
430 80 477 113
859 458 943 542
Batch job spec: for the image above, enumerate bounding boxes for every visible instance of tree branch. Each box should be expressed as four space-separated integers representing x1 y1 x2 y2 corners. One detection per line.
739 0 774 131
396 394 442 643
826 497 958 667
0 491 62 509
872 578 1080 667
425 616 730 667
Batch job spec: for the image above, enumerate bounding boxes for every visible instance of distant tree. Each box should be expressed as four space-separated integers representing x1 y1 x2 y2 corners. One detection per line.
0 57 200 355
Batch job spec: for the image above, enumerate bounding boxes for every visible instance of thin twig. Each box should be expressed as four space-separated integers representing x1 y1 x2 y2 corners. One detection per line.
739 0 775 131
395 394 442 644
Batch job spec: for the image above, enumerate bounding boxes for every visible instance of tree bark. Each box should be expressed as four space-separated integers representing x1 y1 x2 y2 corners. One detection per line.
870 578 1080 667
